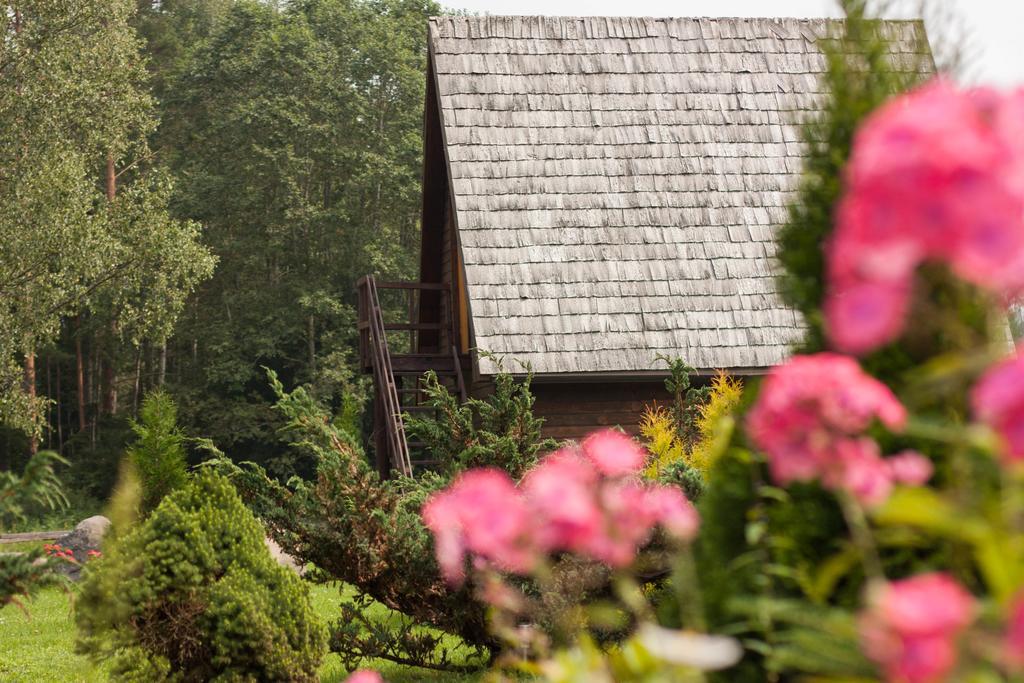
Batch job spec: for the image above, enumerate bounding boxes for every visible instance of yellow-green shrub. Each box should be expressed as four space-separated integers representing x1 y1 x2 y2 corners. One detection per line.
641 372 743 478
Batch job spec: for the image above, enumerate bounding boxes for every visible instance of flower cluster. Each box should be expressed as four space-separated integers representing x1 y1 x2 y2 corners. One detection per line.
42 543 102 563
859 573 975 683
422 429 699 585
344 671 383 683
746 353 931 506
43 543 77 563
971 345 1024 464
825 81 1024 354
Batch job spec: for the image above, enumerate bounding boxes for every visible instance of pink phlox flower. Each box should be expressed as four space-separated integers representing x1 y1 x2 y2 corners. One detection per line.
344 671 384 683
826 81 1024 354
581 429 649 477
424 433 702 577
579 480 655 567
747 354 907 496
823 438 893 508
521 447 603 553
641 484 700 542
860 573 975 683
886 451 934 487
971 346 1024 464
422 468 537 585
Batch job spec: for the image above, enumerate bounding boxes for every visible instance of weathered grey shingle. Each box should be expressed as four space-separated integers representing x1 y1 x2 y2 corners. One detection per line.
429 16 930 375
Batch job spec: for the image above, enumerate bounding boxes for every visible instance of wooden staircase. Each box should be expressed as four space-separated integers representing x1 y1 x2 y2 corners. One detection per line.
356 276 467 477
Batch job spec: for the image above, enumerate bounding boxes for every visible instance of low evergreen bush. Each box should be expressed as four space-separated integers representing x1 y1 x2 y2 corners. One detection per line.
75 469 327 681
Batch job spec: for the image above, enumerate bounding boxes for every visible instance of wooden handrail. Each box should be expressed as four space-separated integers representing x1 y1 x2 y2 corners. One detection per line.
376 281 449 291
451 345 467 404
359 276 413 477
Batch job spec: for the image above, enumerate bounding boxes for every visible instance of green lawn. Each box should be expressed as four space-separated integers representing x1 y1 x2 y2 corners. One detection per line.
0 581 481 682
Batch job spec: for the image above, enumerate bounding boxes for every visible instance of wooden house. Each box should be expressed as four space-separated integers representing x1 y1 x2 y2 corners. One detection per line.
358 16 929 476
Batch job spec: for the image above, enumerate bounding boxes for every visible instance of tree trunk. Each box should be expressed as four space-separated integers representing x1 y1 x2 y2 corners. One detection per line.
158 339 167 387
132 346 142 416
55 358 63 450
100 158 118 416
106 152 116 201
101 331 117 416
308 314 316 376
23 348 37 455
75 316 86 432
45 354 52 450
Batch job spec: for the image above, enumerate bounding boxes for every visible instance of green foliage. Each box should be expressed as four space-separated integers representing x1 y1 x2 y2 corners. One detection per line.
0 450 68 532
156 0 437 467
214 372 493 671
404 365 557 479
0 450 68 609
655 356 711 448
75 469 327 681
127 391 189 515
642 372 743 488
0 0 215 438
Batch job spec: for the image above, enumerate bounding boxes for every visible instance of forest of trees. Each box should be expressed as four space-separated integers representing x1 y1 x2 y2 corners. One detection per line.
1 0 438 497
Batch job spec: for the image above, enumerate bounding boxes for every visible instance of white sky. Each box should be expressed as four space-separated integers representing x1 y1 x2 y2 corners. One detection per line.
446 0 1024 86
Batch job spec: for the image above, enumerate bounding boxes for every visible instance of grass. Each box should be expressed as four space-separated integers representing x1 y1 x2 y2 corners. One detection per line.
0 557 482 682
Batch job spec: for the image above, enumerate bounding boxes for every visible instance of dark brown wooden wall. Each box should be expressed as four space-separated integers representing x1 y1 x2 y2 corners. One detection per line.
529 380 675 442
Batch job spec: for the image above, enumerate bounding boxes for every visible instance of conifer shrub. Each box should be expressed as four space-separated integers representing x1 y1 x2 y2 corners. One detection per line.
127 390 189 515
404 361 556 478
75 469 327 681
0 450 67 609
216 370 494 671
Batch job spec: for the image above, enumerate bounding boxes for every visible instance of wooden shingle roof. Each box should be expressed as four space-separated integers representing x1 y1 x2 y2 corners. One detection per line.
428 16 930 376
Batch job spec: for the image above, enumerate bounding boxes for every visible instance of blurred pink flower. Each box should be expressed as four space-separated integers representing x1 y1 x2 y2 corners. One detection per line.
860 573 975 683
642 485 700 542
524 448 698 566
747 353 908 504
522 448 603 552
887 451 934 487
581 429 648 476
824 278 913 357
423 433 701 578
422 468 539 585
826 81 1024 354
824 438 893 508
1005 592 1024 672
585 481 657 567
344 671 384 683
971 346 1024 464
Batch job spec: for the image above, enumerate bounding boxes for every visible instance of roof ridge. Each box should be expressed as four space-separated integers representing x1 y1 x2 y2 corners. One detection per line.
427 15 922 22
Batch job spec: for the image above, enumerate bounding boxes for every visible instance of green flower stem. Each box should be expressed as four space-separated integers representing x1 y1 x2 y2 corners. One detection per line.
838 491 885 583
672 544 707 632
